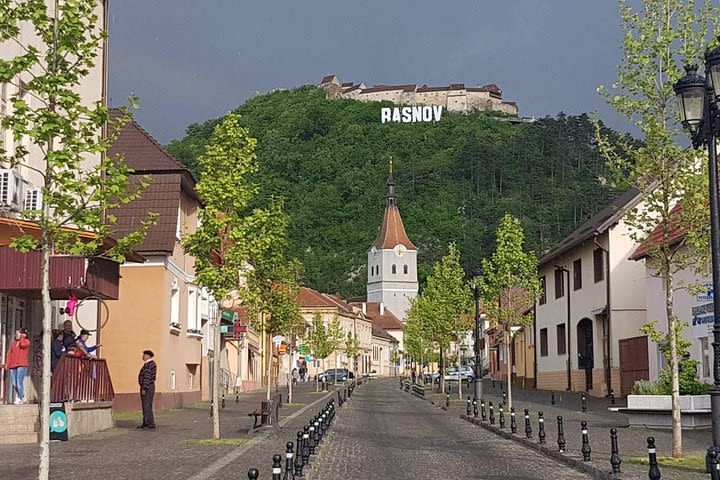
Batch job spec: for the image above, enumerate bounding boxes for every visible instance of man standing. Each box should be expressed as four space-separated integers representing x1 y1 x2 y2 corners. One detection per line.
137 350 156 429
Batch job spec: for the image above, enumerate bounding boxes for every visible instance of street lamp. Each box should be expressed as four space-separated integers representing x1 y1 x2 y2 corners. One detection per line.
473 281 484 402
674 41 720 477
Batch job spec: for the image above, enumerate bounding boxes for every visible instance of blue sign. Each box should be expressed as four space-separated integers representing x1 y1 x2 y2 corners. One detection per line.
698 283 714 302
49 402 68 441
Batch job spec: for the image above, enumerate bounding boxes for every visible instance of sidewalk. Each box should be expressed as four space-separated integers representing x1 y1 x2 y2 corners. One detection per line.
419 379 709 479
0 380 340 480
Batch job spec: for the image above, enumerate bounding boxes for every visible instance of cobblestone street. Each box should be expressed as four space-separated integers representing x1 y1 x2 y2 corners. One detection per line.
309 379 594 480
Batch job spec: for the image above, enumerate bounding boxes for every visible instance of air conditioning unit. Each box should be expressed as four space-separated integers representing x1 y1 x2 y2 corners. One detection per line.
0 169 24 211
24 184 42 212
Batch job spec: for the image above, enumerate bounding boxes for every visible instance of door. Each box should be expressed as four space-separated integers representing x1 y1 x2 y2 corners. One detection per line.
577 318 593 391
619 335 649 396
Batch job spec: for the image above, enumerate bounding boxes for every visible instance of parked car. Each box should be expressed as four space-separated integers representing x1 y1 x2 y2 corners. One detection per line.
318 368 350 382
432 366 475 384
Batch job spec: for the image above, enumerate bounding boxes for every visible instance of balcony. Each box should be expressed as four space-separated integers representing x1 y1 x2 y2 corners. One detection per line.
50 354 114 403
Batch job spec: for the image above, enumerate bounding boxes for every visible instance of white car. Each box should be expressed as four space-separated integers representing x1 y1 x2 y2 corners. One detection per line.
432 366 475 384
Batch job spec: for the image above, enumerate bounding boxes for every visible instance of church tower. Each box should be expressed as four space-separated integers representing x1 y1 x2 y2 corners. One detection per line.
367 167 418 322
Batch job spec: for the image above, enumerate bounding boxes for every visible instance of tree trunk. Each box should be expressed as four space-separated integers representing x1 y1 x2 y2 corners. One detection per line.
666 280 682 457
38 231 52 480
458 349 463 400
440 348 445 394
506 329 513 409
287 348 293 404
266 333 273 401
212 308 221 439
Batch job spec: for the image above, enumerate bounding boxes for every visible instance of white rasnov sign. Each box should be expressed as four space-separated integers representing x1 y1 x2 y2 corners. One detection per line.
381 106 443 123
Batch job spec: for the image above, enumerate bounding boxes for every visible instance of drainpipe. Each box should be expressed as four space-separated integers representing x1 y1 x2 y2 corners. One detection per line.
556 265 571 390
532 303 538 389
594 237 612 396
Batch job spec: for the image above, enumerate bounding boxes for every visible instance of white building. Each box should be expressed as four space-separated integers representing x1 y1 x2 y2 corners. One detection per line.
366 171 418 323
535 188 652 397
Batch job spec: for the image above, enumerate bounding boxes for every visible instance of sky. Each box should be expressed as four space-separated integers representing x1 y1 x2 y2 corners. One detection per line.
108 1 631 144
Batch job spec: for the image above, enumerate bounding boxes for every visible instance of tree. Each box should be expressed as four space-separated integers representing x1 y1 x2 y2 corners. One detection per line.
478 214 541 410
0 2 153 478
344 330 361 375
595 0 720 457
306 313 342 389
182 113 280 439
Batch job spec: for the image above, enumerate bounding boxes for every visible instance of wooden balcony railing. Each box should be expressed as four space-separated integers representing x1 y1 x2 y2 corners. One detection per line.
51 355 114 403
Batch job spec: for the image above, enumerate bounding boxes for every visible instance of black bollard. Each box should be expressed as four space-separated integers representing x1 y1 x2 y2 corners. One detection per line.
284 442 295 480
309 421 317 454
581 421 591 462
538 411 546 444
236 393 239 403
343 389 347 403
708 446 720 480
314 418 321 445
524 409 532 439
301 426 311 466
473 397 478 418
481 398 487 421
610 389 615 405
248 469 259 480
338 390 342 405
609 428 621 474
467 396 472 416
557 416 565 453
647 437 660 480
400 379 403 389
446 393 450 408
272 454 282 480
581 393 587 413
222 394 226 409
489 402 495 425
492 379 495 388
502 391 507 405
500 379 503 390
294 432 304 477
499 404 506 429
510 406 517 434
551 390 555 405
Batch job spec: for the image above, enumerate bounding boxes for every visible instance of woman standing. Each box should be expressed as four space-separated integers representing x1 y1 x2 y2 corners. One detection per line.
5 329 30 404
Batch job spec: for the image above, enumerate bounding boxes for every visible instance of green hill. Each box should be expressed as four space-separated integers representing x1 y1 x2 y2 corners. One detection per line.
167 86 624 297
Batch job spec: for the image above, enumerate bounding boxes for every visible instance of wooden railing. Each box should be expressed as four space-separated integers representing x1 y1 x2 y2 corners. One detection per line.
51 355 114 403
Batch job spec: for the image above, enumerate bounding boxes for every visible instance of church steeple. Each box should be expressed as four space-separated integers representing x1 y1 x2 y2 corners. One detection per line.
372 161 416 251
387 158 396 206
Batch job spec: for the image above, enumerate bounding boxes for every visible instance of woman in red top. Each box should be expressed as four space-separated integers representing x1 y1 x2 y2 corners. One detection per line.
5 329 30 404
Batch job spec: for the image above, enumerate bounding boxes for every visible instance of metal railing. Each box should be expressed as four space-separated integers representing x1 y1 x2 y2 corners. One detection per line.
50 354 114 403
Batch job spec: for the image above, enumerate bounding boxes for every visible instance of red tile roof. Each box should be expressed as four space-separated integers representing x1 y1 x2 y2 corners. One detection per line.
297 287 354 313
629 204 687 261
372 323 397 342
372 204 417 250
356 302 405 330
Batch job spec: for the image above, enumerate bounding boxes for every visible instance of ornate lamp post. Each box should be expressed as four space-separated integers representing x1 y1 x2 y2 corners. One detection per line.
473 281 484 402
673 41 720 478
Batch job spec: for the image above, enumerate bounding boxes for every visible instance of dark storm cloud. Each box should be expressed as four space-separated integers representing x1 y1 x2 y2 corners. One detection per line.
108 0 628 144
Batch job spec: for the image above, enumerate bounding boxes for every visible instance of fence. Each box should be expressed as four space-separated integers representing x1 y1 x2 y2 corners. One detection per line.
50 354 114 403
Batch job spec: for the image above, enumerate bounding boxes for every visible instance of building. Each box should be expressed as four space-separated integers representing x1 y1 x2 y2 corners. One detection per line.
356 302 403 377
319 74 518 116
0 1 112 412
366 170 418 323
534 188 652 397
102 112 213 411
630 205 713 386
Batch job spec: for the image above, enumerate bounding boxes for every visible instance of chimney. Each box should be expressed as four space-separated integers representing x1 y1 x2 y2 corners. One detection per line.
362 302 367 315
380 302 385 315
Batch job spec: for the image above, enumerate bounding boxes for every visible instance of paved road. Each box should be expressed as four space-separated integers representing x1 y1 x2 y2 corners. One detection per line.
309 380 593 480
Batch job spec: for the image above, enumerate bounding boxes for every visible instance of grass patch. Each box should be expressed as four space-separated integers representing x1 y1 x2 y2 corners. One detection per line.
283 403 307 407
184 438 249 447
186 402 212 410
627 455 706 474
112 411 142 421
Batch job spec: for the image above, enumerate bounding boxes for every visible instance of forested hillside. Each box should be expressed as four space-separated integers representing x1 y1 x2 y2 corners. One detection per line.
167 86 626 297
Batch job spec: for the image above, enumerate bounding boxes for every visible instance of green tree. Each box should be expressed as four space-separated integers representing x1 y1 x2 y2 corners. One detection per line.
344 330 361 374
478 214 541 410
0 2 154 477
306 313 342 390
595 0 719 457
182 113 281 439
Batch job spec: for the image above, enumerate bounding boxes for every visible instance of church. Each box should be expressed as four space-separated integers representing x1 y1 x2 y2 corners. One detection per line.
365 168 418 323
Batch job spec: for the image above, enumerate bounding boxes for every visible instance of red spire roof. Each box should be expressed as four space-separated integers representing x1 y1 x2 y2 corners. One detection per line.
372 172 417 250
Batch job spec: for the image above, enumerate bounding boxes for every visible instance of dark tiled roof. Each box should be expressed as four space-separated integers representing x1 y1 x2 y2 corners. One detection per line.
109 174 181 255
372 323 396 342
320 75 337 84
416 86 450 93
361 84 416 94
450 83 465 90
341 82 353 87
539 188 643 267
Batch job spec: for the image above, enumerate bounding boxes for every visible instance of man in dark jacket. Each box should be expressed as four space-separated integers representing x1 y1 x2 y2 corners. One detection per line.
138 350 157 429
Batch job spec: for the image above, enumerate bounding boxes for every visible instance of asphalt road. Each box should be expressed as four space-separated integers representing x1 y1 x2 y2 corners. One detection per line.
308 380 594 480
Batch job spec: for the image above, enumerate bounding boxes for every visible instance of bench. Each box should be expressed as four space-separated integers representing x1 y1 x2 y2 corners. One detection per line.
247 399 280 435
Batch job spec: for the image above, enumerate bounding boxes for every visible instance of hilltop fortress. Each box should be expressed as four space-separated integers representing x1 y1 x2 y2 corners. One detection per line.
319 74 518 116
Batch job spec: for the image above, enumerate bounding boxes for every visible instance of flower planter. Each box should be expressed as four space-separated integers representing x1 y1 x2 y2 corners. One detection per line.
619 394 711 429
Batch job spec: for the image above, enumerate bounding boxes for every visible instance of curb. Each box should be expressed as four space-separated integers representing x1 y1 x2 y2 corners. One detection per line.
404 388 622 480
279 387 340 428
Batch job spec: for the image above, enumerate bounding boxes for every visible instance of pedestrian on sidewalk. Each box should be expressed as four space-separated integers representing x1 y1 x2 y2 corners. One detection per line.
138 350 157 429
4 329 30 404
51 330 66 374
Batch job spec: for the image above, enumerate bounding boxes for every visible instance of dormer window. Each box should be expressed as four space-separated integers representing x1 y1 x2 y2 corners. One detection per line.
392 264 396 274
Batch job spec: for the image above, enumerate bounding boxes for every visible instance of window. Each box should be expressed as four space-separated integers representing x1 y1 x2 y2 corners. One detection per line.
556 324 566 355
540 328 548 357
594 248 604 283
170 370 176 390
554 269 565 299
392 264 396 274
403 265 408 274
170 282 180 328
573 258 582 291
187 288 197 331
702 337 711 378
539 276 546 305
